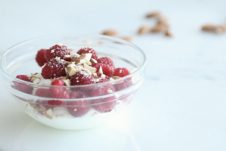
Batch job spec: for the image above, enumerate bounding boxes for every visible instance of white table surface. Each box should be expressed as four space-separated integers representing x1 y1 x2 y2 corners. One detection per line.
1 0 226 150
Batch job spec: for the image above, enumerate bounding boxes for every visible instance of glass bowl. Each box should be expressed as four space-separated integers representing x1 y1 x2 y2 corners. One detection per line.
0 35 146 130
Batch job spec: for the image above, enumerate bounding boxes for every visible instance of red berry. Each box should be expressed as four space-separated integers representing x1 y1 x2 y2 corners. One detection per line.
67 101 90 117
47 100 64 106
90 84 116 113
51 88 70 99
92 97 116 113
113 68 129 77
70 72 94 85
46 44 70 61
77 48 98 60
94 63 114 77
35 88 65 107
14 75 32 94
63 55 72 62
67 91 90 117
16 75 31 82
35 88 51 97
35 49 48 66
49 79 69 106
51 79 65 86
97 57 114 67
70 90 86 98
41 58 66 79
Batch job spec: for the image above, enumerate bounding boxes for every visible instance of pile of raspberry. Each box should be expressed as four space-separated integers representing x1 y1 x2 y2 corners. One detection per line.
15 44 131 117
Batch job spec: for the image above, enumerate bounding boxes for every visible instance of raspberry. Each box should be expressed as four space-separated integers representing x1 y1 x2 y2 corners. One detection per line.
113 68 129 77
77 48 98 60
70 90 86 98
49 79 69 106
51 88 70 99
41 58 66 79
47 100 64 106
35 49 48 66
94 63 114 77
70 72 94 85
67 100 90 117
14 75 32 94
92 97 116 113
35 88 66 107
35 88 51 97
16 75 31 82
67 91 90 117
51 79 65 86
90 84 116 113
97 57 114 67
45 44 70 61
63 55 72 62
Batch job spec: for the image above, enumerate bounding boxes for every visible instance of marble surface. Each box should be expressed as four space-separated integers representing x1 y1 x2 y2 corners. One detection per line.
0 0 226 150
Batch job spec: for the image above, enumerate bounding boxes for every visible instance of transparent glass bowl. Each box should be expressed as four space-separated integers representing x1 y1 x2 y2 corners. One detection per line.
0 35 146 130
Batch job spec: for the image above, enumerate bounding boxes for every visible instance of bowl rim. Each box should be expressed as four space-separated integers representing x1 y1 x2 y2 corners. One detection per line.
0 35 146 89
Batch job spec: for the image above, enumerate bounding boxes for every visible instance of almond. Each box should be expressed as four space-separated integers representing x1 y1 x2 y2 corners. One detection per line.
164 30 173 37
101 29 118 36
120 36 133 41
66 63 78 76
137 25 151 35
201 23 226 34
145 11 161 19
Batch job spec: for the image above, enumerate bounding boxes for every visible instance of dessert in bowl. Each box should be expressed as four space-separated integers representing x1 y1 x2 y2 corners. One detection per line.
0 36 146 130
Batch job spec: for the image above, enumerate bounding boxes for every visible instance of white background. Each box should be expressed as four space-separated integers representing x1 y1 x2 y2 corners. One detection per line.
0 0 226 151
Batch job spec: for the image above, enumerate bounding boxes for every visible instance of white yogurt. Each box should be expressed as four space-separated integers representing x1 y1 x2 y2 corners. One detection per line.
25 103 118 130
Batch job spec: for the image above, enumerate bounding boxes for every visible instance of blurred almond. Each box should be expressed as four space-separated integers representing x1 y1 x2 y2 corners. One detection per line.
145 11 161 19
150 23 168 33
164 30 173 37
201 23 226 34
120 36 133 41
101 29 118 36
137 25 151 35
